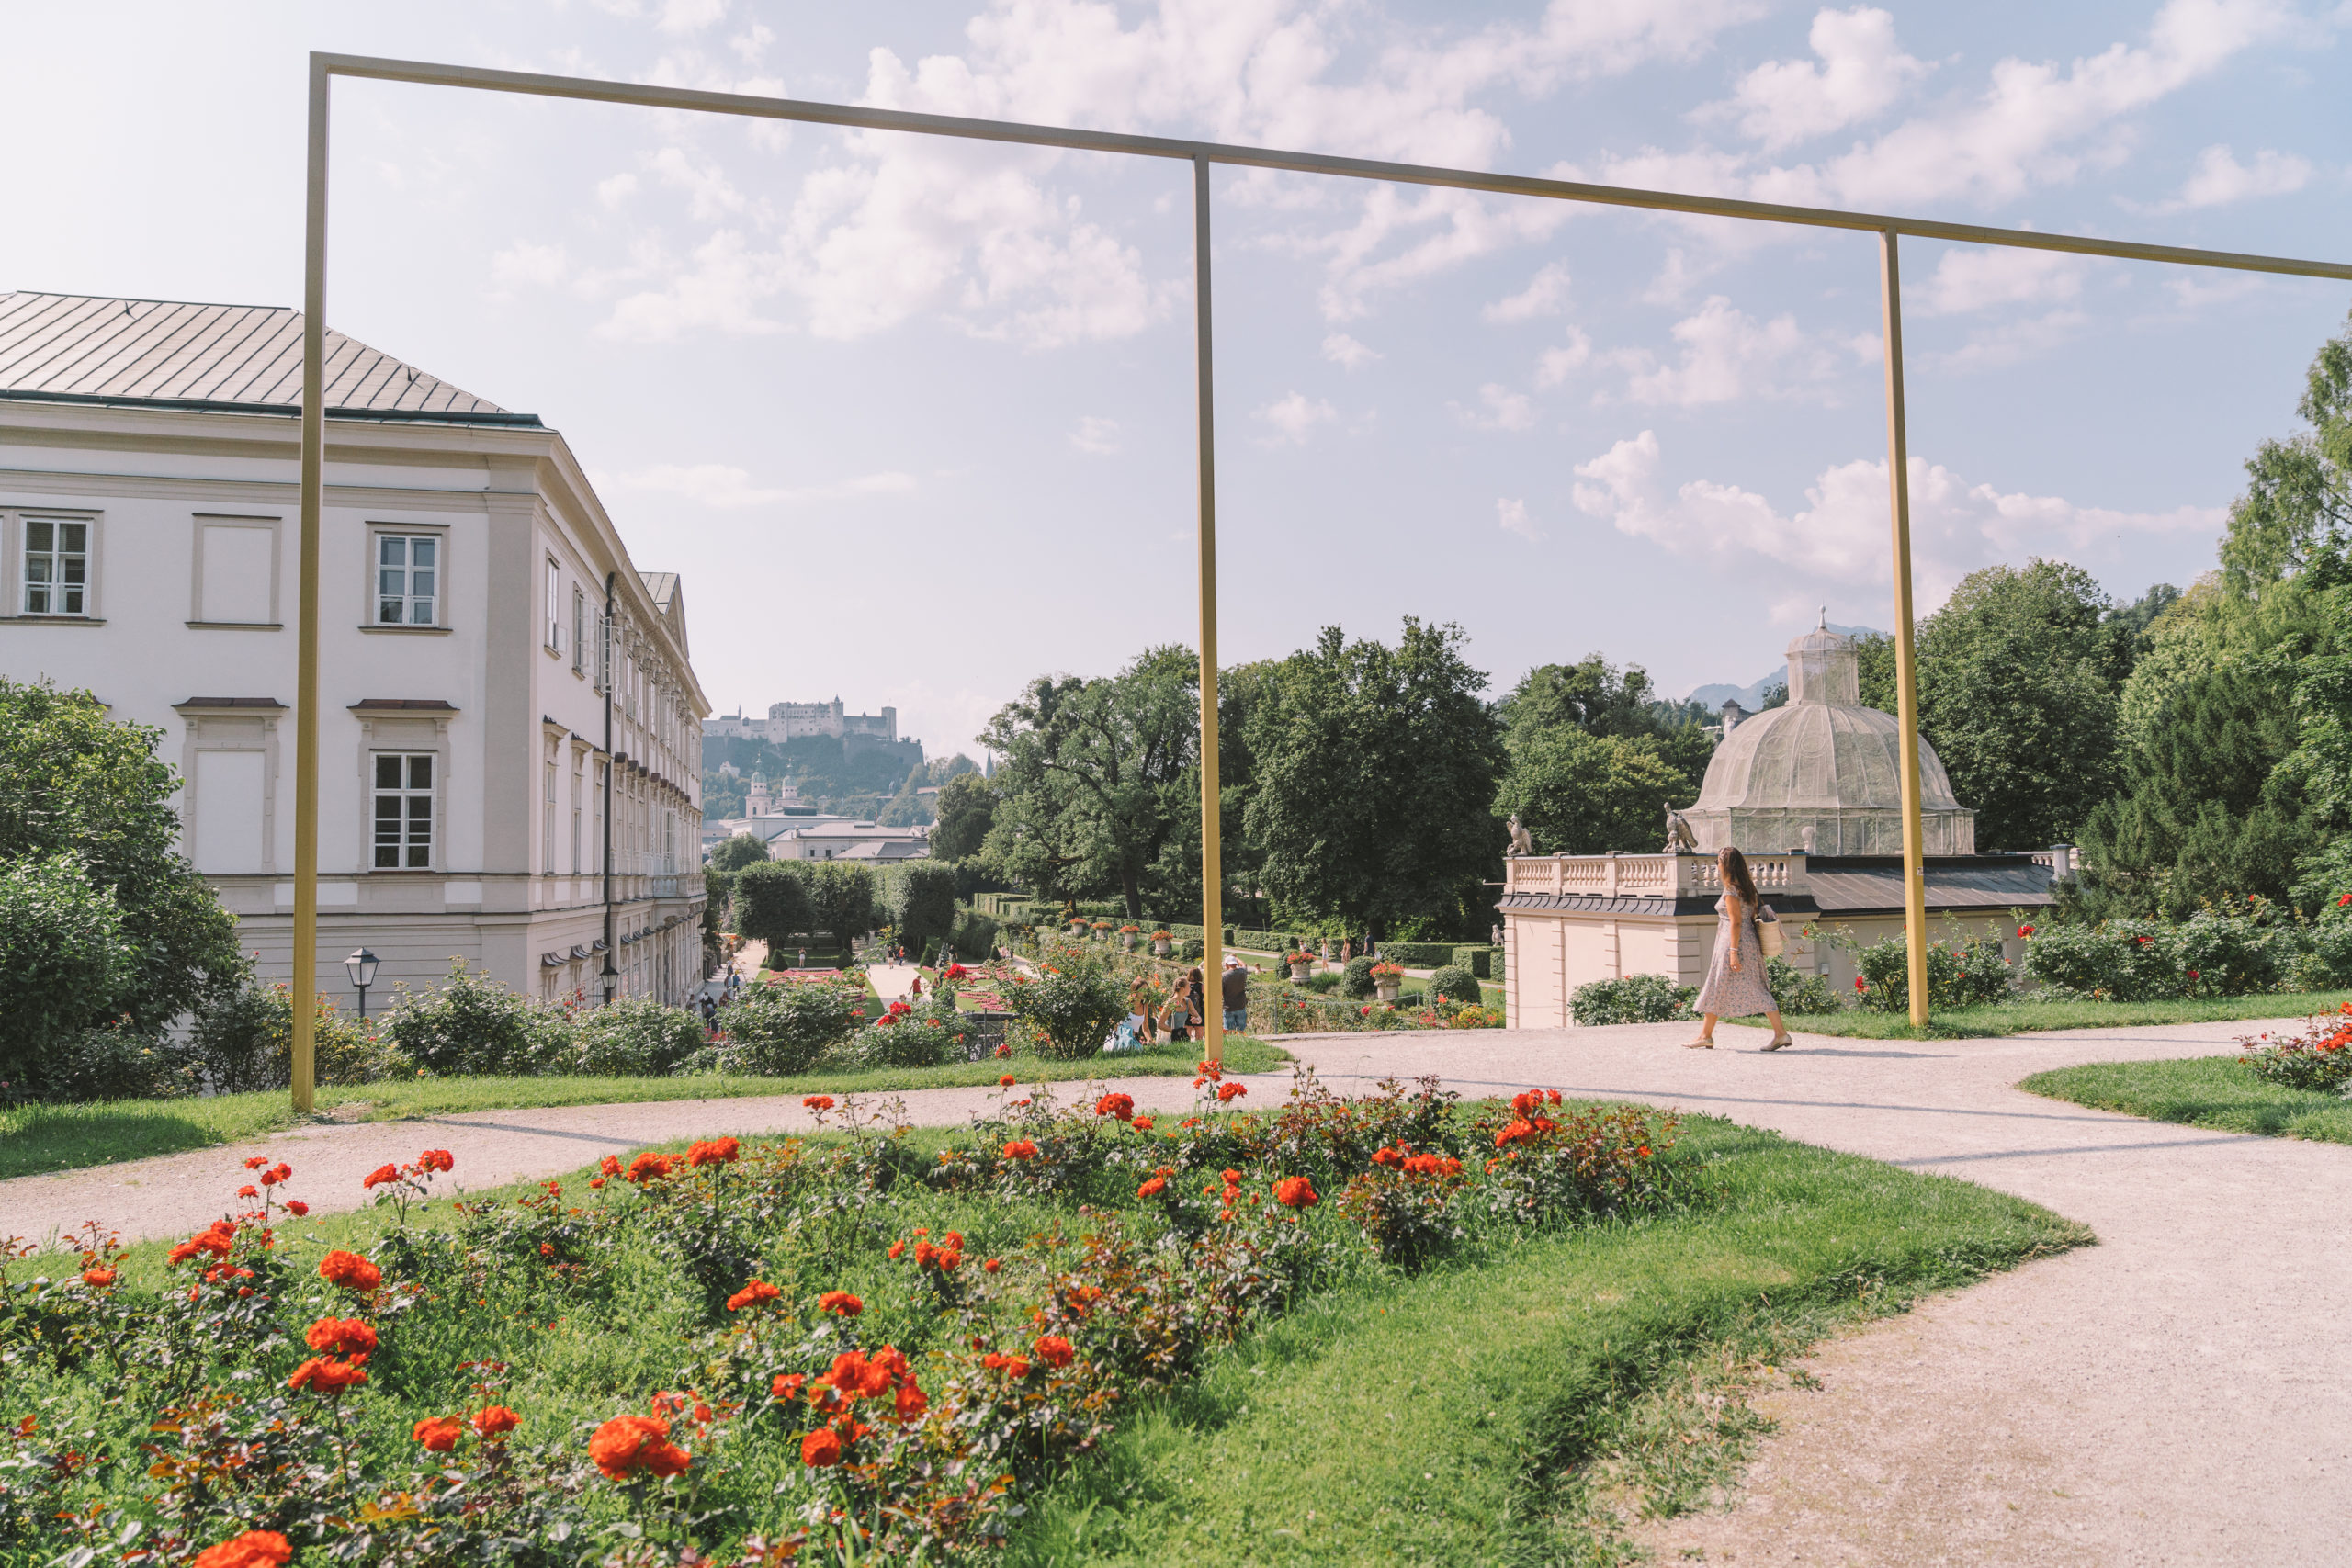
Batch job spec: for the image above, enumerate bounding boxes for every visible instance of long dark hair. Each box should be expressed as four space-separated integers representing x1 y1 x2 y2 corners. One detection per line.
1718 846 1759 904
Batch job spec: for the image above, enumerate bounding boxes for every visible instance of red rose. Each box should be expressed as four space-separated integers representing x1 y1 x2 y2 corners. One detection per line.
82 1268 116 1288
1095 1092 1136 1120
413 1416 465 1451
1002 1140 1040 1161
1033 1335 1076 1369
1272 1176 1318 1209
284 1201 310 1217
727 1280 783 1312
686 1137 740 1167
999 1074 1018 1087
1137 1176 1167 1198
801 1428 842 1467
362 1163 401 1190
818 1291 864 1317
802 1095 834 1111
287 1356 368 1394
191 1531 294 1568
420 1149 455 1173
472 1405 522 1438
589 1414 689 1480
318 1250 381 1292
305 1316 378 1357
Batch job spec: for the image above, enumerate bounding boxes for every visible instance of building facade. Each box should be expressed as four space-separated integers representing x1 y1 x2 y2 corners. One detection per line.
705 698 896 746
0 291 707 1010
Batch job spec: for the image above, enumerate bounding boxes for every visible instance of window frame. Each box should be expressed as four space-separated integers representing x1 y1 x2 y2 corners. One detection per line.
544 556 565 656
366 525 448 630
4 509 102 619
369 750 438 871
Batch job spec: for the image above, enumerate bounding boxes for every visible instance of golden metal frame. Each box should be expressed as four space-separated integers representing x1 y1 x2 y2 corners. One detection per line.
289 52 2352 1103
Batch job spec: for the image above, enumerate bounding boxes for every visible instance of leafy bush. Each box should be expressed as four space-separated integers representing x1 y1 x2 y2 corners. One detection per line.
851 995 976 1068
1852 933 2013 1012
379 961 569 1076
187 981 412 1091
28 1028 196 1103
1006 948 1127 1059
1340 956 1377 998
2238 1008 2352 1092
577 998 706 1077
948 908 1000 960
1379 942 1460 969
1451 945 1496 979
1428 965 1483 1006
1570 973 1695 1025
1765 956 1839 1016
719 976 867 1075
731 860 812 949
0 850 139 1098
1176 938 1205 963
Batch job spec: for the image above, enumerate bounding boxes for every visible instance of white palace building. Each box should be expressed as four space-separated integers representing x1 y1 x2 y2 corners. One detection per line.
0 292 708 1010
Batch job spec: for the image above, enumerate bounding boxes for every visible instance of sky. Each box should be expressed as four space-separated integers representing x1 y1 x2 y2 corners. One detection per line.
4 0 2347 760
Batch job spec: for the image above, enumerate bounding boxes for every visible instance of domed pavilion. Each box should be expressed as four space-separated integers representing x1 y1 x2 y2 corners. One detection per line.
1495 619 2062 1027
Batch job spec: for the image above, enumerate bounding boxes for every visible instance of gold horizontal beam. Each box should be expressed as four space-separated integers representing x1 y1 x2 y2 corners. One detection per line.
318 51 2352 282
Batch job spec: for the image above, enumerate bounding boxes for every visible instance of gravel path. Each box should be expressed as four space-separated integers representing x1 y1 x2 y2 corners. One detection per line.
3 1017 2344 1562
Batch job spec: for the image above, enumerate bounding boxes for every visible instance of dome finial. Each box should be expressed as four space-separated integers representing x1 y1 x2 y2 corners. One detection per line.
1818 604 1828 631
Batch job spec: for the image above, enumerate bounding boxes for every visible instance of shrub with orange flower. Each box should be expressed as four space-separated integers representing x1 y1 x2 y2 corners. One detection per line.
1032 1335 1075 1370
82 1268 116 1288
1094 1092 1135 1121
472 1405 522 1438
1001 1139 1040 1161
589 1413 691 1481
800 1428 842 1467
287 1356 369 1395
317 1250 381 1292
1272 1176 1318 1209
305 1317 379 1359
818 1291 864 1317
727 1280 783 1312
686 1136 741 1167
412 1416 465 1452
802 1095 834 1111
625 1151 674 1183
191 1530 293 1568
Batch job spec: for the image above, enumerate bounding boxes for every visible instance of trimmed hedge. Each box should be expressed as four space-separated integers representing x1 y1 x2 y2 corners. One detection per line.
878 863 958 961
1232 928 1302 953
1376 942 1459 970
1451 944 1497 979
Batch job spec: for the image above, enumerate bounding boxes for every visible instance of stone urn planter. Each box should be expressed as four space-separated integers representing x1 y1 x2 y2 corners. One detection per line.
1287 953 1316 982
1069 920 1088 936
1151 933 1173 956
1121 930 1139 950
1374 979 1401 1001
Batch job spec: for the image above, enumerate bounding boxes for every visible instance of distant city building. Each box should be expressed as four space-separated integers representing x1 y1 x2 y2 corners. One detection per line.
0 291 708 1007
706 698 896 746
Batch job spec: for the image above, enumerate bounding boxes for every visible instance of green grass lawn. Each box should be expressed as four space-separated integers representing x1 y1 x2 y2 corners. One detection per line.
2020 1055 2352 1146
0 1034 1290 1182
1759 989 2352 1041
1006 1115 2086 1566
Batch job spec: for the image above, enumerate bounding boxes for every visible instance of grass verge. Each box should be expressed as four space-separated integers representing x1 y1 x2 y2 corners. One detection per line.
0 1034 1289 1182
1007 1115 2087 1566
1759 989 2352 1041
2020 1055 2352 1146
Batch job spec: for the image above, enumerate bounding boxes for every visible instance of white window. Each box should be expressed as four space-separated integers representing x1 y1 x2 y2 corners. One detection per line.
24 518 89 615
571 756 585 873
543 755 558 872
544 558 565 653
371 752 435 869
572 588 587 674
375 535 438 626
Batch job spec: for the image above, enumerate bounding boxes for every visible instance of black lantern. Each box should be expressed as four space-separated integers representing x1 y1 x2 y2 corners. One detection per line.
600 958 620 1006
345 947 380 1020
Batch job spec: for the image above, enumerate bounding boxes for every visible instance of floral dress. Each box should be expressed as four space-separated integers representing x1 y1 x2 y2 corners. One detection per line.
1695 895 1777 1017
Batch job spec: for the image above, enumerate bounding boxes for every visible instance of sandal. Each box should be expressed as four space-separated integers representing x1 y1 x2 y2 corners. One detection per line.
1681 1038 1714 1050
1762 1035 1793 1051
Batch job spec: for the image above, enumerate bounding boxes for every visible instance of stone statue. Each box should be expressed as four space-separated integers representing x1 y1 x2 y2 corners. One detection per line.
1505 814 1533 857
1665 810 1698 852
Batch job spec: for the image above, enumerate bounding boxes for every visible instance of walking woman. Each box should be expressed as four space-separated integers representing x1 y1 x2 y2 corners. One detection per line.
1687 846 1794 1050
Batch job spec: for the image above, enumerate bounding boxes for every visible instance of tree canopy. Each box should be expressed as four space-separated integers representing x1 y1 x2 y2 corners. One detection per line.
929 772 997 863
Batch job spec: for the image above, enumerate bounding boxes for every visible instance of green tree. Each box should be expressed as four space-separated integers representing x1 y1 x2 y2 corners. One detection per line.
708 832 771 873
1496 654 1663 742
0 851 141 1092
1495 728 1696 855
807 861 876 950
980 647 1198 919
1909 560 2122 849
1243 619 1502 940
732 860 813 949
930 772 996 862
0 680 243 1035
2219 310 2351 597
877 862 958 957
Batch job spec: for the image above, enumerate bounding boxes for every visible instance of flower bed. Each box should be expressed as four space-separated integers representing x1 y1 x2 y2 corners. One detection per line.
2239 1003 2352 1093
0 1069 1684 1562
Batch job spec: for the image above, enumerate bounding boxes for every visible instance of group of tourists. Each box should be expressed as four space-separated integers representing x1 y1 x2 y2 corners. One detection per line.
1125 954 1250 1044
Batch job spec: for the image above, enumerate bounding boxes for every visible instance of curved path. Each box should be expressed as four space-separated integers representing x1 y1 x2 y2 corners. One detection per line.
5 1017 2346 1563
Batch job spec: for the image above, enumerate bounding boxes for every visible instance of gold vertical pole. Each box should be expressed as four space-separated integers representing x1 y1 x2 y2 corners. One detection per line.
291 57 330 1112
1879 229 1930 1029
1193 153 1226 1067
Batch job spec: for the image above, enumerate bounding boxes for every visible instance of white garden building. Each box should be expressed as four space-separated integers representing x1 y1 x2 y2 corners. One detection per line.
0 291 708 1009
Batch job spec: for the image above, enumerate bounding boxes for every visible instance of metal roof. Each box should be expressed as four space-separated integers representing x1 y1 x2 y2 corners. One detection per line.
0 291 536 424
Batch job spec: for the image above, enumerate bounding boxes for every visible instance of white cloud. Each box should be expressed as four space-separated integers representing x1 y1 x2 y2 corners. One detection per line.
1917 246 2088 315
490 241 570 292
650 147 748 220
599 231 786 342
1483 261 1572 322
605 465 916 508
1702 6 1928 152
1617 296 1851 407
1456 382 1537 431
657 0 727 36
729 21 775 63
2144 143 2314 212
1497 497 1544 542
1254 391 1337 445
1923 309 2089 373
1322 333 1382 370
1570 428 2222 602
595 173 639 210
1534 328 1594 389
1069 415 1121 454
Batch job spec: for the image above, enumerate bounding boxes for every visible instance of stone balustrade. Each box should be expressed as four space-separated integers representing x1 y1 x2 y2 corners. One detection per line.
1503 852 1807 900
